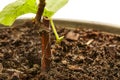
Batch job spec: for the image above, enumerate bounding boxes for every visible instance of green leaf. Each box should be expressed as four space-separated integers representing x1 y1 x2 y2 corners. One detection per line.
0 0 37 26
0 0 68 26
43 0 68 17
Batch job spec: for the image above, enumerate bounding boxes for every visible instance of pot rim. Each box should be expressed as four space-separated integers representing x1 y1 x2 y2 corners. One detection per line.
54 18 120 28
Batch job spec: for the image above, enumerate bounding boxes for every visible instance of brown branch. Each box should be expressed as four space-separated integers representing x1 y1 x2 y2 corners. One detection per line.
34 0 51 77
41 17 51 72
35 0 45 24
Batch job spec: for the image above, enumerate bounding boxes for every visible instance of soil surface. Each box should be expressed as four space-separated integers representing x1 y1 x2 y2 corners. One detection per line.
0 21 120 80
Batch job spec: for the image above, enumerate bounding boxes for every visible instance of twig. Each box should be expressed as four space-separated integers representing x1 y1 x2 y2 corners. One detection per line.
41 17 51 72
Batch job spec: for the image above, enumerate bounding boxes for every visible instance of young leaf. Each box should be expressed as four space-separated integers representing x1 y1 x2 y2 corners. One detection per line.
43 0 68 17
0 0 37 26
0 0 68 26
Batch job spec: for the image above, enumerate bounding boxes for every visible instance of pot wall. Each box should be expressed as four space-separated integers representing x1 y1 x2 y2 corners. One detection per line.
54 20 120 35
0 19 120 35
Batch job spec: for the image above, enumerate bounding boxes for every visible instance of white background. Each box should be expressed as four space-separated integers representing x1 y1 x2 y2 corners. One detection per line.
0 0 120 26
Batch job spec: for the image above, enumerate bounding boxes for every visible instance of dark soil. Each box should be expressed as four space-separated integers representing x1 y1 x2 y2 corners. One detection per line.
0 21 120 80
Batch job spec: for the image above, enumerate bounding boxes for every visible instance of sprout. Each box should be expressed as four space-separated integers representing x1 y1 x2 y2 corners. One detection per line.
0 0 68 74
